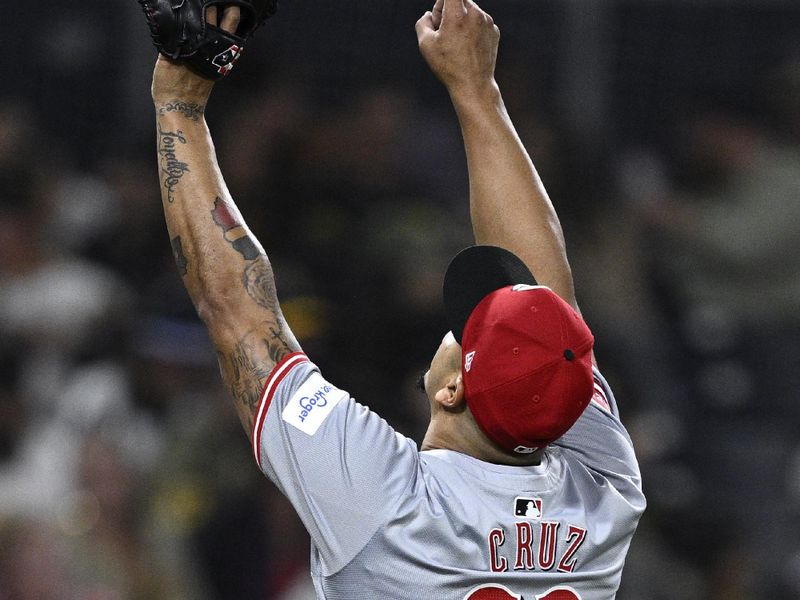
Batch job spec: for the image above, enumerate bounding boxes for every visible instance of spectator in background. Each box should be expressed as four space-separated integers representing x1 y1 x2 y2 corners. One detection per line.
625 99 800 598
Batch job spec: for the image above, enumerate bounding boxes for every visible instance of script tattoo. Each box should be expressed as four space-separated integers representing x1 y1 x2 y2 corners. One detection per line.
211 196 260 260
159 101 205 122
157 124 190 203
171 236 188 276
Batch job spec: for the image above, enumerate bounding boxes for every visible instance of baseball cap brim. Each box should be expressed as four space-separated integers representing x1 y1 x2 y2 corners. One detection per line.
443 246 537 344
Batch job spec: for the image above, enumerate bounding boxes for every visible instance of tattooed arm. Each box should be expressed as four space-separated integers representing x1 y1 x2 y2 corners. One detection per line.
151 13 300 440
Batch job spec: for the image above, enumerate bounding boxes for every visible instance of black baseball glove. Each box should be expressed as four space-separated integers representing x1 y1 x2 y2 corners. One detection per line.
138 0 278 79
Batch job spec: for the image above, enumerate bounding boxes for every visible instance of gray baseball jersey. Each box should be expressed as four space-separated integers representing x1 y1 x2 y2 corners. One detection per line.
253 352 645 600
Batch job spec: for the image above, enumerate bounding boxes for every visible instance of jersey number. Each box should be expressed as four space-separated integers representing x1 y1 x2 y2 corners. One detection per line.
465 584 581 600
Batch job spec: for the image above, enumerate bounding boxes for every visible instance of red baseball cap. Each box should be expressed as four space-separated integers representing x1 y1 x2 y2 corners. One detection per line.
443 246 595 454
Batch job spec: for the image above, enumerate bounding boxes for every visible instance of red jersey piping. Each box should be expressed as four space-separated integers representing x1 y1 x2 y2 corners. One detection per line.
251 352 309 467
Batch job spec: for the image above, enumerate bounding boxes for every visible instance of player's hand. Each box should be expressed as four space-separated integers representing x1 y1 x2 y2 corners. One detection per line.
415 0 500 98
151 5 242 104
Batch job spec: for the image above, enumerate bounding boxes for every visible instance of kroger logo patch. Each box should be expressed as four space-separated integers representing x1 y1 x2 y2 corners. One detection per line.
281 372 347 435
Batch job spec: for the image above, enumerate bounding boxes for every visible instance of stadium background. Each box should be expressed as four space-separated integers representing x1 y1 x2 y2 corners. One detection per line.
2 0 800 598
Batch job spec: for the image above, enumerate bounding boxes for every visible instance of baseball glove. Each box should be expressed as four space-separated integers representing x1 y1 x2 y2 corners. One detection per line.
138 0 278 79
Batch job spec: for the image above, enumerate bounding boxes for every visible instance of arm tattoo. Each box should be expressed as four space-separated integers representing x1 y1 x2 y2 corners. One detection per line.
211 196 260 260
171 235 188 276
223 335 270 418
158 101 206 122
219 320 293 431
266 321 293 363
243 260 279 313
209 196 288 347
205 198 297 431
242 260 293 359
157 123 190 203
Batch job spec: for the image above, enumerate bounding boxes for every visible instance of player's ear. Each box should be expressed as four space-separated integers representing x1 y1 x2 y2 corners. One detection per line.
434 372 465 410
453 373 465 406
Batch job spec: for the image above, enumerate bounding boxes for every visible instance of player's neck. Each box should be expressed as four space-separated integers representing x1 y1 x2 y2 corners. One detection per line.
421 413 543 467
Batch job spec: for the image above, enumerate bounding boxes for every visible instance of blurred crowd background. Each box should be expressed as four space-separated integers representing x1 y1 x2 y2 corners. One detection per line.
2 0 800 598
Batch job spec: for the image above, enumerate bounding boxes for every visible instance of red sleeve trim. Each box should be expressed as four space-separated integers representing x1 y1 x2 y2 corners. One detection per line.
251 352 309 468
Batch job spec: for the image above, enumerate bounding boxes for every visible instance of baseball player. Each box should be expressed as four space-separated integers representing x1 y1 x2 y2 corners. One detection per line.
147 0 645 598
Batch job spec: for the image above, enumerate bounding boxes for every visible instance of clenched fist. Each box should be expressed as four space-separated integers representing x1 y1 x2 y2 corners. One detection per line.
415 0 500 98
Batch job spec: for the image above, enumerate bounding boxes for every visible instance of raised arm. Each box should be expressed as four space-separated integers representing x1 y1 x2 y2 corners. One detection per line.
416 0 577 309
150 8 300 440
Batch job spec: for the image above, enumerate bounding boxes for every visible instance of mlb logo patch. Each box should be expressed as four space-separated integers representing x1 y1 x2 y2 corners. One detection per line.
514 497 542 519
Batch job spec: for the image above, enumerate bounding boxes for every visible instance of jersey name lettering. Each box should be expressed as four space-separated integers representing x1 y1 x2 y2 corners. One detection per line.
487 523 588 573
464 584 582 600
488 529 508 572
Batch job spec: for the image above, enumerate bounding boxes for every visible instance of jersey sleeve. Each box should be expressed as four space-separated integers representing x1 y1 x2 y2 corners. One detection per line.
251 352 420 576
551 368 644 500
